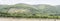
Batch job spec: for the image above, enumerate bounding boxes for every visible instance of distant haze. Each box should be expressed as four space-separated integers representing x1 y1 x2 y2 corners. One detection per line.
0 0 60 5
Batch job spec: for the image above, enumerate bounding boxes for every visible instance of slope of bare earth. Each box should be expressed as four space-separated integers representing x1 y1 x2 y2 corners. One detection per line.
0 17 60 21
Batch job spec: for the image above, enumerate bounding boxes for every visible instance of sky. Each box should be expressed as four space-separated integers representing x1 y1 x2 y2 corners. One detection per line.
0 0 60 5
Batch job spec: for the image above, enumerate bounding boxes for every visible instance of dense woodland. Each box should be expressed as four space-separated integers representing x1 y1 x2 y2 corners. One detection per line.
0 3 60 19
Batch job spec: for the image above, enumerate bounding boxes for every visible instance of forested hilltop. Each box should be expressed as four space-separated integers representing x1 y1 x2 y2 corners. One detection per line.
0 3 60 19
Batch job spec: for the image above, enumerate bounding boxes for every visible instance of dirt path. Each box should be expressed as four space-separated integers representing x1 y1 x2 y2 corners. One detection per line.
0 17 60 21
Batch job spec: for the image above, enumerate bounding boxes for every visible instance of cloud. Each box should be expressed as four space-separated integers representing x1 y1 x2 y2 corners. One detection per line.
0 0 60 5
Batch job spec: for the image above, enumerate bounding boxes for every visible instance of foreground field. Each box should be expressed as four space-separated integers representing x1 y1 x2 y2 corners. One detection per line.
0 17 60 21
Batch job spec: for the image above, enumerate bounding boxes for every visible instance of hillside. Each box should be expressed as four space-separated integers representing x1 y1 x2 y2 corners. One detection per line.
0 3 60 18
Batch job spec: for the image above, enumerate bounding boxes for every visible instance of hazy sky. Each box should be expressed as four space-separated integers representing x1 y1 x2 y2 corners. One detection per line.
0 0 60 5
